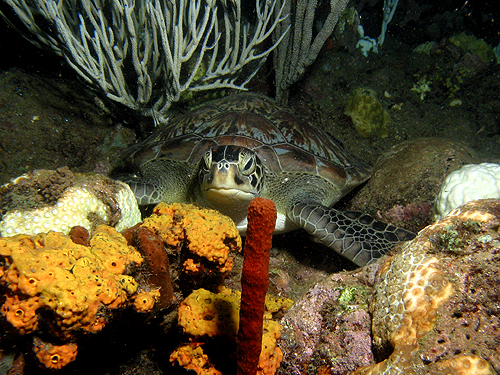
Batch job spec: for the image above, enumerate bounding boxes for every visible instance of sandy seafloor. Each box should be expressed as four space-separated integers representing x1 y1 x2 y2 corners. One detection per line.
0 0 500 374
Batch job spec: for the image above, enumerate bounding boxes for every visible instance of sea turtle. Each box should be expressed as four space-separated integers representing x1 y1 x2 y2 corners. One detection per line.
122 93 415 266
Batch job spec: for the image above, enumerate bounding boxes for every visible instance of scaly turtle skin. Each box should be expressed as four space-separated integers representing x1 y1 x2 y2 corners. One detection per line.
122 93 415 266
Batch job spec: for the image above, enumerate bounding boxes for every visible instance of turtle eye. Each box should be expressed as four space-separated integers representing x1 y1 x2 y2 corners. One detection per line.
240 154 255 175
202 150 212 171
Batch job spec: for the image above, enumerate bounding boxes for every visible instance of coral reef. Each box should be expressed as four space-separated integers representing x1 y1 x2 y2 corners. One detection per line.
411 77 432 100
0 167 141 236
449 33 495 65
238 198 277 375
279 199 500 374
0 225 152 369
410 33 496 100
141 202 242 291
379 202 433 231
176 287 291 375
277 268 376 374
344 87 390 138
354 199 500 374
435 163 500 220
170 198 282 375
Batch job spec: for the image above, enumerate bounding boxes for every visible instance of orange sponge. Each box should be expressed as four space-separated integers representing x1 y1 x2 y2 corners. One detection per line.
0 225 143 336
142 202 241 273
33 337 78 370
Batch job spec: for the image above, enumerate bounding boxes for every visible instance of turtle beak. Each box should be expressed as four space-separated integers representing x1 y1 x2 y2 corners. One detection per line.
203 162 250 193
201 161 255 224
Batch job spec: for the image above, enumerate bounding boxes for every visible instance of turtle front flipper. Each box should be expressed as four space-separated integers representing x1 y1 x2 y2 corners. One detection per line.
123 178 163 205
289 202 416 266
119 159 198 205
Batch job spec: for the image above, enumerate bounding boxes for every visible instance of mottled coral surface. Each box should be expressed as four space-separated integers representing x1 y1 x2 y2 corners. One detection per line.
279 199 500 375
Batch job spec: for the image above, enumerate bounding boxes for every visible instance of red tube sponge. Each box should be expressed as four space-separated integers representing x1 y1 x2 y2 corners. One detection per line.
237 198 277 375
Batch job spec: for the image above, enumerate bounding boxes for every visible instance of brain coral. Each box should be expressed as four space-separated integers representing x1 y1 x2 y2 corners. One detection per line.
0 225 149 368
435 163 500 220
0 167 141 236
353 199 500 375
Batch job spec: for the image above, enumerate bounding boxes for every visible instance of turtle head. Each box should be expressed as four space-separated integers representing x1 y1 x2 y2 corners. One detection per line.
199 145 264 206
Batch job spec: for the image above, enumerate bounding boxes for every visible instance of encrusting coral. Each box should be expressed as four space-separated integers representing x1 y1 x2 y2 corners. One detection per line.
353 199 499 375
0 167 141 236
0 225 154 368
238 197 277 375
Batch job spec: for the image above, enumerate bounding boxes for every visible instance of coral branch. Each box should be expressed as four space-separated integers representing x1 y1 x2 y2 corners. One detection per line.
237 198 277 375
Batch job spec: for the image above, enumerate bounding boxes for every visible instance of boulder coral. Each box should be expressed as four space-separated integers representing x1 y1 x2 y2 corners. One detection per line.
354 199 500 374
349 138 479 233
0 225 152 368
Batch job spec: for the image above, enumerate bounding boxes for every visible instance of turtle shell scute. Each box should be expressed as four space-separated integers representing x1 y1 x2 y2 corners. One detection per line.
126 94 370 188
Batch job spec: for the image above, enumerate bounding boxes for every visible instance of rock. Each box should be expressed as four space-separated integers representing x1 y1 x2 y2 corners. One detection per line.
277 264 379 374
349 137 480 232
